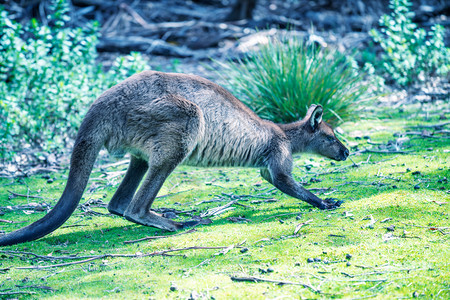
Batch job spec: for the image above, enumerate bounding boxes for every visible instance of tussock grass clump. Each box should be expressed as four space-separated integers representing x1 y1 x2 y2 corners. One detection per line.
218 35 368 125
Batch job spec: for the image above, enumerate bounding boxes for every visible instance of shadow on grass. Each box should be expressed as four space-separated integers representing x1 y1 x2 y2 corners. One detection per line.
33 180 447 251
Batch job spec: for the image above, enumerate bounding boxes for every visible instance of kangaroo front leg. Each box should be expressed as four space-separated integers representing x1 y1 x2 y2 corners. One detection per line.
107 156 149 216
262 167 342 210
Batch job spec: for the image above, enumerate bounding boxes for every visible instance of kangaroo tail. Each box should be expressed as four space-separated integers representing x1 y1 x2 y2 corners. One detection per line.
0 122 105 246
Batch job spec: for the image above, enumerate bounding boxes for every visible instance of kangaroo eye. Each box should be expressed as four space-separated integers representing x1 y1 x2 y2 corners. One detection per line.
327 136 335 142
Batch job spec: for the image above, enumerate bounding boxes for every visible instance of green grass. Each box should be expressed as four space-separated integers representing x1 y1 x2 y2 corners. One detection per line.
216 34 368 126
0 100 449 299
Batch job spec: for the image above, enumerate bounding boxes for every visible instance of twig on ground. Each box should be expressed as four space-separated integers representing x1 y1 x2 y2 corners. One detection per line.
424 199 447 206
401 222 449 231
8 190 47 199
348 156 358 167
60 224 89 229
200 201 236 218
230 276 319 293
123 228 197 244
13 244 244 270
266 212 300 220
0 291 36 296
39 268 82 280
407 121 449 129
356 149 412 155
15 285 54 292
1 202 50 212
294 219 313 235
99 159 129 170
0 219 17 223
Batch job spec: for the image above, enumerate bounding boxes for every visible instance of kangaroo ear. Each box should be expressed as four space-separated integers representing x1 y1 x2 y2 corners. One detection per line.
307 105 323 130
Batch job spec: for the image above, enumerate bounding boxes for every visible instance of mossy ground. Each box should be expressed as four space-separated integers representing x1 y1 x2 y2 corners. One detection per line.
0 100 449 299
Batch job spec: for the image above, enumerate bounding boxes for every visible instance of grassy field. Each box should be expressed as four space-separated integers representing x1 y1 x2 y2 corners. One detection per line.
0 99 449 299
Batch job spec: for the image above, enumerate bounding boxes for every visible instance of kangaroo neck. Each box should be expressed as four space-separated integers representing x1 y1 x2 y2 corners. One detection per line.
277 120 310 154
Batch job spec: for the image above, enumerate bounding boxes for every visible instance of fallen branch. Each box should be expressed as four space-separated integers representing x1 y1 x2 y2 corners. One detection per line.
97 36 197 57
230 276 319 293
14 245 243 270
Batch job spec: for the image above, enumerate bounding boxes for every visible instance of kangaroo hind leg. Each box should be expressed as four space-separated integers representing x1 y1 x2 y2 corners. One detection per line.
107 155 148 216
123 95 205 231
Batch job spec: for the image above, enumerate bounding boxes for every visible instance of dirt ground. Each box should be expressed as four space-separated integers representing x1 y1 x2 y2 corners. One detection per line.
5 0 450 76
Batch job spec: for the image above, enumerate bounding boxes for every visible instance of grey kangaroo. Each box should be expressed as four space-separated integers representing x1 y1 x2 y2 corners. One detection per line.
0 71 349 246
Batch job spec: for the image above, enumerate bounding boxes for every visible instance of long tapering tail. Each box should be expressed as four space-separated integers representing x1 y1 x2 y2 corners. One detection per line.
0 134 104 246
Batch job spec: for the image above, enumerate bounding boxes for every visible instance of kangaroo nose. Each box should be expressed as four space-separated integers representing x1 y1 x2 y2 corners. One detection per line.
344 149 350 158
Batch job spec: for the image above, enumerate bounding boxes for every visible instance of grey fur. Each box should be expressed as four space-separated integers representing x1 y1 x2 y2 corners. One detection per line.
0 71 349 246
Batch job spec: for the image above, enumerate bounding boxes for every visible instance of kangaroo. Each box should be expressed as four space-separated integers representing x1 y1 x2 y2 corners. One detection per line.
0 71 349 246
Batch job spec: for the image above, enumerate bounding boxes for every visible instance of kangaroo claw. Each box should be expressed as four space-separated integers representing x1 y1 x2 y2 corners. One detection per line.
319 198 343 210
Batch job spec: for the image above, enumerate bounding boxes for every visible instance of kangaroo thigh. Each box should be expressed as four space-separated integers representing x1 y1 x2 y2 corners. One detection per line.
122 95 203 230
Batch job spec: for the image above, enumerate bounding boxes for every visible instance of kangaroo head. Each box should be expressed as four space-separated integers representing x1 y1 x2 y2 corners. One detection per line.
302 104 349 161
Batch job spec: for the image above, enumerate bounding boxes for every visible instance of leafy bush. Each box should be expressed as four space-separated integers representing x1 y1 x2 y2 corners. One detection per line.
369 0 449 86
217 35 368 126
0 0 148 161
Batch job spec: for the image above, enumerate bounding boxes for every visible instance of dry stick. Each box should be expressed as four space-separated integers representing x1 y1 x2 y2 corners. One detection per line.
348 156 358 167
0 219 14 223
7 190 46 199
266 212 300 220
401 222 449 230
120 3 151 28
230 276 319 293
201 200 236 218
357 149 412 155
123 228 197 244
0 291 36 296
15 245 241 270
294 219 313 235
407 121 450 129
60 224 89 229
99 159 128 170
14 285 54 291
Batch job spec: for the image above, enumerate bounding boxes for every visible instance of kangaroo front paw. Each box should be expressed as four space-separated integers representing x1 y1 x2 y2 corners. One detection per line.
319 198 343 210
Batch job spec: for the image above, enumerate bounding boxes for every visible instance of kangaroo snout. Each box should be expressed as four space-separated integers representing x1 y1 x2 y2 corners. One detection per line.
341 148 350 161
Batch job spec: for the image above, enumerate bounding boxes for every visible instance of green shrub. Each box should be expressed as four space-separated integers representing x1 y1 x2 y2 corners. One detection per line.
370 0 449 86
0 0 149 161
216 35 368 126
